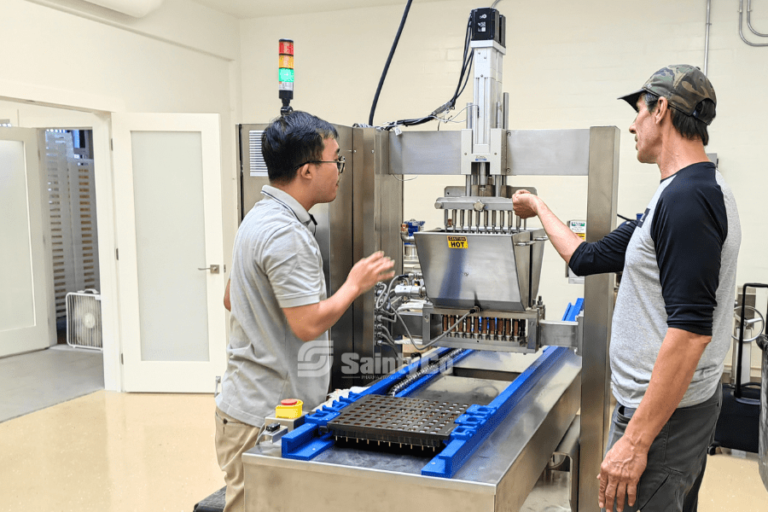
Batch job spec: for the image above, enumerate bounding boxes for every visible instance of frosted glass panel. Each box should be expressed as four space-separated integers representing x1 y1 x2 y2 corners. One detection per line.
132 132 209 362
0 141 35 331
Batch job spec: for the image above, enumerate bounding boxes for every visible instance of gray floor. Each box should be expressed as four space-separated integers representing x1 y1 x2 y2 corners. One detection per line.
0 344 104 423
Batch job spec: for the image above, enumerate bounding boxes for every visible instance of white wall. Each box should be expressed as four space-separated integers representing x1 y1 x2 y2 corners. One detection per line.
0 0 242 389
240 0 768 374
1 0 241 264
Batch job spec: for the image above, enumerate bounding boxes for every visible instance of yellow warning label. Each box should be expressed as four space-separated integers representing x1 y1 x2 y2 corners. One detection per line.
447 236 468 249
576 233 586 240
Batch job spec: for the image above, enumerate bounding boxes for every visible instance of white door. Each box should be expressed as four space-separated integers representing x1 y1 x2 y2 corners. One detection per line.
112 114 226 392
0 127 55 357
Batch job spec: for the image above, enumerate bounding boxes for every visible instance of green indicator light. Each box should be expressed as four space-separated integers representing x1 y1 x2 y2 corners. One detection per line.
279 68 294 82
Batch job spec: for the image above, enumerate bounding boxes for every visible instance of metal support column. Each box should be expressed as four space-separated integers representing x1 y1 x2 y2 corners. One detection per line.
579 126 620 511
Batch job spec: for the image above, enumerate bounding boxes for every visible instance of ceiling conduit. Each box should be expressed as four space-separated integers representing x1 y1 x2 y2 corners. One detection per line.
739 0 768 46
81 0 164 17
747 0 768 36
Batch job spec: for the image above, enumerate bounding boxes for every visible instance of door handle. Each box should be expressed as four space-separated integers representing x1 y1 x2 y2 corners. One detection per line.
198 264 220 274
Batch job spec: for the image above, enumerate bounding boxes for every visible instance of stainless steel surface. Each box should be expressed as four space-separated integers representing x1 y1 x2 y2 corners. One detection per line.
529 228 546 305
262 425 287 443
353 127 404 385
503 92 510 130
461 128 507 176
506 129 591 176
454 350 542 375
540 318 582 350
403 373 510 406
314 125 355 389
388 129 592 177
437 195 515 210
243 349 581 512
520 470 572 512
579 125 620 512
389 130 462 175
550 416 580 512
263 414 304 432
414 231 533 311
197 264 220 274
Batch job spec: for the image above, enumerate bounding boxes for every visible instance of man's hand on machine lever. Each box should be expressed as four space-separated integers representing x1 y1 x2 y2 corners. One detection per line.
512 190 541 219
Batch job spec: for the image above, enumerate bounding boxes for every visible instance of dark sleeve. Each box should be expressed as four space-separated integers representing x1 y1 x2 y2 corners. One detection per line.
568 220 638 276
651 182 727 336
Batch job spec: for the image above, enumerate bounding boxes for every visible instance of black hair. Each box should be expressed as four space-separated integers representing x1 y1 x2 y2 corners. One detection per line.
261 111 338 184
643 92 714 146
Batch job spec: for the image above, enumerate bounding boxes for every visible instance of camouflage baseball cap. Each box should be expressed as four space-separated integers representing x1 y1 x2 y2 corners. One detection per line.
618 64 717 125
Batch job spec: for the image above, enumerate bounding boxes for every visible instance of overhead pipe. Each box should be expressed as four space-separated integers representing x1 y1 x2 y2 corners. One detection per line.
740 0 768 46
704 0 712 74
747 0 768 36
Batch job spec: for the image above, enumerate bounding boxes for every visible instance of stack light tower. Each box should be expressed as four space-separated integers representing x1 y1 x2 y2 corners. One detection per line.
278 39 294 115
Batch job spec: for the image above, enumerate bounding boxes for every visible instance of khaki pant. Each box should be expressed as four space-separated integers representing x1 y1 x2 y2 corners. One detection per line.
215 408 263 512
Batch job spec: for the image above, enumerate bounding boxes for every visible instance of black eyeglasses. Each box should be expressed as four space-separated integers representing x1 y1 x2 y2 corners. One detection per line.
294 156 345 174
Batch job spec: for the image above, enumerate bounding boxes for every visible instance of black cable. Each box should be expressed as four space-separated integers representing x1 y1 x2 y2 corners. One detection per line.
368 0 414 126
378 12 474 131
617 214 634 222
454 52 474 100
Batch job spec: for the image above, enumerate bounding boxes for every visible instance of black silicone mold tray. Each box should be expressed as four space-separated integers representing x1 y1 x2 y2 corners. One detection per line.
327 394 469 449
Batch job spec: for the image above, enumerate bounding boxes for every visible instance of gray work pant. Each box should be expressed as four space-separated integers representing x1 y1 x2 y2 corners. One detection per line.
603 386 722 512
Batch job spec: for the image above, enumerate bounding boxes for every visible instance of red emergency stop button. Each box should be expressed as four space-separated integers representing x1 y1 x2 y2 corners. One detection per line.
281 399 298 406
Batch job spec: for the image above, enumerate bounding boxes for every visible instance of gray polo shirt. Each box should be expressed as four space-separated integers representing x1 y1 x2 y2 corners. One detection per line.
215 185 330 427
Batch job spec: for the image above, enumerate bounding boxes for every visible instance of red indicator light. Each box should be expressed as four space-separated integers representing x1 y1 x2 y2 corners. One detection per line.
279 39 294 56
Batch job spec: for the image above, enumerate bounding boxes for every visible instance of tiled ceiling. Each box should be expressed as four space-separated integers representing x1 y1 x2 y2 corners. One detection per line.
191 0 448 19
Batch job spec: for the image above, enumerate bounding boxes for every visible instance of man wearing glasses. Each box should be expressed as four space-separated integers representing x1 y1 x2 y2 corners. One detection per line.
216 111 394 512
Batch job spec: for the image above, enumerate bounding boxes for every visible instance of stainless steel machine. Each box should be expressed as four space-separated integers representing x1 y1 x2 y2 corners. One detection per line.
238 6 620 511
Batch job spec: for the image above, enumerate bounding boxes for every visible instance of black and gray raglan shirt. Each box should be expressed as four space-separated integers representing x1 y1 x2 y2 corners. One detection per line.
569 162 741 408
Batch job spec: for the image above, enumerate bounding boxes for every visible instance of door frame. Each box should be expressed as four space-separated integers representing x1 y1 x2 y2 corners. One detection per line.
111 113 226 392
0 84 125 391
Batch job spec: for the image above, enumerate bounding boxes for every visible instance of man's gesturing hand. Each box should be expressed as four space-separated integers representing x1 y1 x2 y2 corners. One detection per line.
512 189 540 219
346 251 395 296
598 435 648 512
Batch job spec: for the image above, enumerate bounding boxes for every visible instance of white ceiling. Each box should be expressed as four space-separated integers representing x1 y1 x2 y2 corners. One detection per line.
191 0 447 20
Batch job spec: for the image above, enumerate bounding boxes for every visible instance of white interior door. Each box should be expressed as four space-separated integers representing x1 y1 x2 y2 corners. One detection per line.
112 114 226 392
0 127 55 357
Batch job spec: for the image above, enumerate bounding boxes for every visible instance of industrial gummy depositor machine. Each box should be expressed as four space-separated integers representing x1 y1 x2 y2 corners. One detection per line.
237 7 621 511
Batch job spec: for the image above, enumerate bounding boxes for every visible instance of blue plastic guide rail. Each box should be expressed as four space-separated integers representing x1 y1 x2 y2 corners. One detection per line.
281 345 569 477
281 347 456 460
562 298 584 322
421 346 568 477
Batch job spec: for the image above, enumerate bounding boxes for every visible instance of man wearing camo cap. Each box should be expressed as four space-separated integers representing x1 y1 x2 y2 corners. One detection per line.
513 64 741 512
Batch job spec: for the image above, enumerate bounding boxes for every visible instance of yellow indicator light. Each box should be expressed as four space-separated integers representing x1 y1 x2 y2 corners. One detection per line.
279 55 294 69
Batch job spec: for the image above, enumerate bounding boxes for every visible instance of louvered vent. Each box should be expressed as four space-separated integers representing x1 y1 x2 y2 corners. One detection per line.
249 130 268 177
45 130 99 319
66 291 102 350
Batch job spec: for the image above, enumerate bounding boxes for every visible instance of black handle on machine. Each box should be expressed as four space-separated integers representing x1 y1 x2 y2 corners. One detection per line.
735 283 768 403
